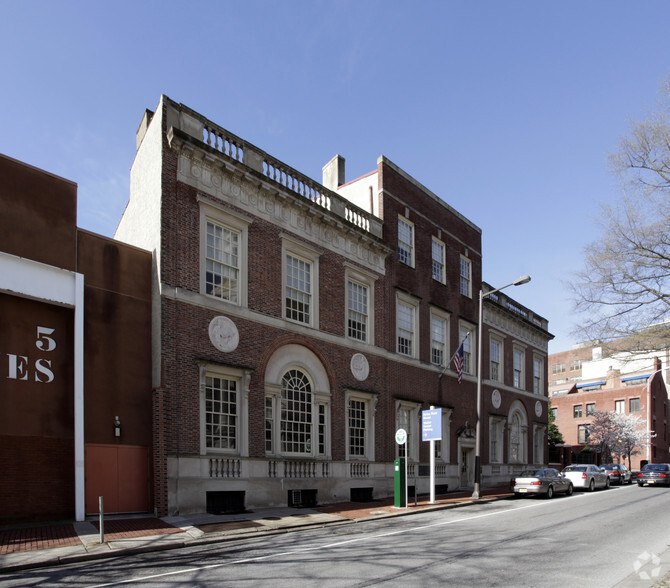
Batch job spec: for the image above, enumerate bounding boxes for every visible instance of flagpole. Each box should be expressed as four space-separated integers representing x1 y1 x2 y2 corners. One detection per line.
438 331 470 380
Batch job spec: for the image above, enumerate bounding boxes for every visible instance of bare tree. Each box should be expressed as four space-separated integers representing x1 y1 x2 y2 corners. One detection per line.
572 76 670 347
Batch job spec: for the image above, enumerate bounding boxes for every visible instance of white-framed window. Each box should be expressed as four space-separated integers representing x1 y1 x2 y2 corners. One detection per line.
434 407 453 463
509 411 527 463
459 323 475 375
396 291 419 358
533 425 545 465
345 264 376 344
489 416 506 464
513 346 525 389
199 363 249 456
282 235 321 327
430 308 449 367
346 391 377 461
431 237 445 284
280 368 313 454
396 399 421 461
199 198 250 306
264 344 331 459
615 400 625 413
533 355 544 395
398 216 414 267
459 255 472 298
489 334 503 382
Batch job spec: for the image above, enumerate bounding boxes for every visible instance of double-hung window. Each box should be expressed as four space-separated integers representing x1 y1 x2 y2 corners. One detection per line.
459 324 475 375
282 235 320 327
513 346 525 389
346 391 376 461
205 374 238 450
459 255 472 297
200 199 249 306
348 279 369 341
533 356 544 394
398 216 414 267
396 292 419 358
490 335 503 382
200 364 249 456
430 309 449 367
431 237 445 283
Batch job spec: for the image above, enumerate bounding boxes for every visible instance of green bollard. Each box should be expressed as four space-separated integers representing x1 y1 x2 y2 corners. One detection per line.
394 457 407 507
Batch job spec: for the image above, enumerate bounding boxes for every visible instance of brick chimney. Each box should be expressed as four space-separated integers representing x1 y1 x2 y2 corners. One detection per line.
606 366 622 388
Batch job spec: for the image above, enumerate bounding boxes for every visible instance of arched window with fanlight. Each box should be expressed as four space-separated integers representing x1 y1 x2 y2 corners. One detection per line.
280 369 313 455
507 400 529 464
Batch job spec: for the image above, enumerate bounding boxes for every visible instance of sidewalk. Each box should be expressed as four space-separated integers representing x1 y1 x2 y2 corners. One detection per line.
0 486 512 572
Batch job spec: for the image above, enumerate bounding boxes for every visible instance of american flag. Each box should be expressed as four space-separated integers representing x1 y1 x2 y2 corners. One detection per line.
453 344 464 384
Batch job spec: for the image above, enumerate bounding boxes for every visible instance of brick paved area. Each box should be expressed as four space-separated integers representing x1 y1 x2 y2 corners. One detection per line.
89 518 184 541
0 524 81 555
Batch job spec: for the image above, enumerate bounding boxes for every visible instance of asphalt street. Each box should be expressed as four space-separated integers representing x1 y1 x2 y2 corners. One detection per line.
3 484 670 587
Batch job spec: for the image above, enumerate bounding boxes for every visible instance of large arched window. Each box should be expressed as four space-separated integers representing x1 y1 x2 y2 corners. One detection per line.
281 369 313 454
507 400 529 464
264 344 331 459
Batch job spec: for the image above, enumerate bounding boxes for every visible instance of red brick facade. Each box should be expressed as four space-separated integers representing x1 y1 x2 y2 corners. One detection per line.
117 96 553 515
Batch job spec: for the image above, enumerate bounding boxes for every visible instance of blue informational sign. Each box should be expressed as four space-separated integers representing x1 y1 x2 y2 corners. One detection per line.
422 408 442 441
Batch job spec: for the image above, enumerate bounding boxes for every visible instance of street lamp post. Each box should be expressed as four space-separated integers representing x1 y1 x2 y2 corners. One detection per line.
472 274 531 499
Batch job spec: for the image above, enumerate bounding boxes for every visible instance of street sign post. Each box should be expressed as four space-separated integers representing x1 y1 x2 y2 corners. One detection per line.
394 428 407 508
422 407 442 503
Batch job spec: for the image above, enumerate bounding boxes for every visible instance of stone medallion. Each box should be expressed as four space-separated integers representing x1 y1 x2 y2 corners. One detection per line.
350 353 370 381
208 315 239 352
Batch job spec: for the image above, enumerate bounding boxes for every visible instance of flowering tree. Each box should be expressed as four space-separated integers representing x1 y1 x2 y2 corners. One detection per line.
585 410 655 469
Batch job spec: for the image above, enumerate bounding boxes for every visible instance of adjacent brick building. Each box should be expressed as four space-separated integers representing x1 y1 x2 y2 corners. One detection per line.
550 340 670 469
0 154 152 524
115 95 553 516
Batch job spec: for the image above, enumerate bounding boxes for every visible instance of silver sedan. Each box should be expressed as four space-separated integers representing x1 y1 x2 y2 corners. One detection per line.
513 468 574 498
562 464 610 491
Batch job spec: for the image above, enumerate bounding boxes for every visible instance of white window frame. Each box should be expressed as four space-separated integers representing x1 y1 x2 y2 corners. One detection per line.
345 390 377 461
396 399 421 462
281 234 321 328
508 410 527 464
344 264 376 345
489 332 504 383
199 363 250 456
459 255 472 298
431 237 446 284
430 307 450 367
458 322 476 376
533 425 545 465
434 407 453 463
533 354 544 395
489 416 506 464
398 216 415 267
199 198 250 306
513 345 526 390
396 291 420 358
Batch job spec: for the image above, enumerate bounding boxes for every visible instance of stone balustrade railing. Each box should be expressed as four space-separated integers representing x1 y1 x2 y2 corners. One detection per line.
175 104 382 239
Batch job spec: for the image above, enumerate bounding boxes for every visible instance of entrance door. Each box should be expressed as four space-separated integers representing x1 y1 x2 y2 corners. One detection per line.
85 444 150 514
460 447 474 488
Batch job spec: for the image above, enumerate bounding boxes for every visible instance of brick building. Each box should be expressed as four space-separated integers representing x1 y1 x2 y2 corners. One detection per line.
115 95 553 515
550 340 670 469
0 154 152 524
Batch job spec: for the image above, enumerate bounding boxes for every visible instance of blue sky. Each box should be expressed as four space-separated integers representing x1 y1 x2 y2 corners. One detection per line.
2 0 669 353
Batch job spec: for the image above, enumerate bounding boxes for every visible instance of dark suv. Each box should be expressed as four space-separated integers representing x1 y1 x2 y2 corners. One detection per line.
601 464 632 485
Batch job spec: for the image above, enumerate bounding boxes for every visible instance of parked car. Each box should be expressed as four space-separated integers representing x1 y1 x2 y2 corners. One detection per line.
512 468 574 498
636 463 670 487
601 464 632 485
562 464 610 491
